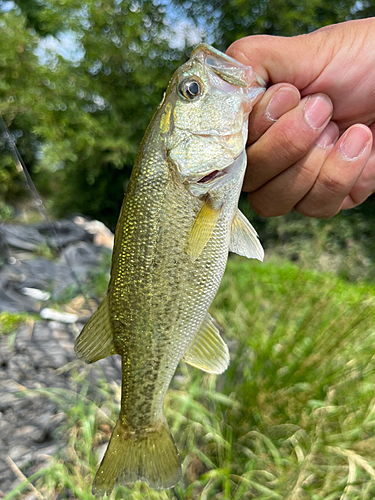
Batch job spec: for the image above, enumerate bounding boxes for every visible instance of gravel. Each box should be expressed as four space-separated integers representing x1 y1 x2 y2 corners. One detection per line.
0 318 121 496
0 218 119 497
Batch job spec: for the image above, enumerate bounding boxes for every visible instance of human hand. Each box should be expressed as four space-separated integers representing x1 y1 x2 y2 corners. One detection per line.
226 18 375 217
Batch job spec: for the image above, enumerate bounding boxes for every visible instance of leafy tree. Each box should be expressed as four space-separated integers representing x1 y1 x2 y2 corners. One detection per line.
172 0 375 50
0 7 45 217
1 0 185 227
1 0 375 228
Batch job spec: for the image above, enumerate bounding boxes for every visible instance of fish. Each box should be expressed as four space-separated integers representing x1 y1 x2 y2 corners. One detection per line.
74 43 266 495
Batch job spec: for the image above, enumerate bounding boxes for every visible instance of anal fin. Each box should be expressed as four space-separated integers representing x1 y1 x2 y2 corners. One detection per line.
230 209 264 261
183 313 229 374
74 295 117 363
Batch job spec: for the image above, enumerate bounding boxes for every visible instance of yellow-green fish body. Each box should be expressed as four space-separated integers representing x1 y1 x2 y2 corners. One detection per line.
74 44 265 494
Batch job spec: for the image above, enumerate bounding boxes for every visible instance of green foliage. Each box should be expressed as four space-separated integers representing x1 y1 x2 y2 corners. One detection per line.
1 0 185 227
2 0 375 233
7 259 375 498
0 311 35 335
240 195 375 283
172 0 375 49
87 250 112 298
0 8 43 207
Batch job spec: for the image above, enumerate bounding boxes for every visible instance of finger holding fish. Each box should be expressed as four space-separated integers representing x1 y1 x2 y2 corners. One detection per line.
340 123 375 209
247 83 301 145
295 123 372 218
247 121 339 216
243 93 333 193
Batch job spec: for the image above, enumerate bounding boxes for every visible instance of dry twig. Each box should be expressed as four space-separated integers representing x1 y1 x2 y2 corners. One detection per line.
6 455 46 500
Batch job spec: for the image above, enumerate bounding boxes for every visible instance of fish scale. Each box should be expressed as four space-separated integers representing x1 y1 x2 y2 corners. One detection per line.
74 43 265 494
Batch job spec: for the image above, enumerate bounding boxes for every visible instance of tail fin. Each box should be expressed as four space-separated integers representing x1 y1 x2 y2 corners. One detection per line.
92 416 181 495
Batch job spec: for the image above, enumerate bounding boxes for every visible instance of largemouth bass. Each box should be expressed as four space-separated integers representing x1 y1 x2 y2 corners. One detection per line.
74 44 265 494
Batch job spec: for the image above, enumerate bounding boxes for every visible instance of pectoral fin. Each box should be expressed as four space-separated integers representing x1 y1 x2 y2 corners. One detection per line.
230 209 264 261
187 201 221 261
183 313 229 374
74 295 117 363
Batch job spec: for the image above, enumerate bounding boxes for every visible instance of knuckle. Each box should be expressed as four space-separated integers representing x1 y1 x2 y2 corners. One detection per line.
273 128 312 161
318 171 347 196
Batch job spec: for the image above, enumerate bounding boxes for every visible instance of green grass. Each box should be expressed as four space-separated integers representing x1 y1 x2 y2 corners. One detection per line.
6 257 375 499
0 311 36 335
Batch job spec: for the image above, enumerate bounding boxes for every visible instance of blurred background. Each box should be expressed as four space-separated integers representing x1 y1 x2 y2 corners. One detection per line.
2 1 375 499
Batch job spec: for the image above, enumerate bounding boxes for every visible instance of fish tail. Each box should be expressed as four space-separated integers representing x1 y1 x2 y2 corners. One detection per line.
92 416 181 495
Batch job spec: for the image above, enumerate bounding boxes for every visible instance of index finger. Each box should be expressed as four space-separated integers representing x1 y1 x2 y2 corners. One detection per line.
248 83 301 145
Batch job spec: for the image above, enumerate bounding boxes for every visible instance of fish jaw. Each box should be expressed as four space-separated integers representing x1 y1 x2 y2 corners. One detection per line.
188 150 247 201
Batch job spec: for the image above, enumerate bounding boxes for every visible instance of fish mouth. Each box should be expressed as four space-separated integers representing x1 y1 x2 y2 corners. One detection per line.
197 169 226 184
193 152 245 188
187 151 245 198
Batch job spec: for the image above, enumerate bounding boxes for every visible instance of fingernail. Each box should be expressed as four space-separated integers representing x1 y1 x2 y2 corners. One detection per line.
316 122 338 148
303 95 332 129
266 88 299 121
339 126 371 160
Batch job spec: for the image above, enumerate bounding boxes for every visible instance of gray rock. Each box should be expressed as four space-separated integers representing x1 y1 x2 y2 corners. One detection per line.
0 218 116 494
33 444 58 461
30 426 49 443
0 393 17 411
0 224 45 252
8 354 34 378
14 325 32 352
0 230 9 267
8 444 29 461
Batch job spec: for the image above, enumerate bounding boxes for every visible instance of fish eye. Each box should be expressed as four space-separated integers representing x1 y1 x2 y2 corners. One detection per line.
178 77 203 100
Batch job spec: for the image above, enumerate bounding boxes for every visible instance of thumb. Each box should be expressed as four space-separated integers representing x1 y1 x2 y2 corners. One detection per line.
226 33 328 91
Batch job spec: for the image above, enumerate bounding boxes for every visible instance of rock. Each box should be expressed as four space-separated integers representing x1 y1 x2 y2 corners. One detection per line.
0 217 117 494
36 219 93 248
0 231 9 267
0 224 45 252
21 287 50 301
0 393 17 411
14 325 32 352
33 444 58 462
74 216 114 249
40 346 68 369
0 341 12 367
8 444 29 461
30 426 49 444
39 309 78 324
8 354 34 378
0 219 111 312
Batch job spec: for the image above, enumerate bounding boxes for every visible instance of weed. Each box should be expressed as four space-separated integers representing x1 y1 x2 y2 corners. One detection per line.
0 311 36 335
6 258 375 499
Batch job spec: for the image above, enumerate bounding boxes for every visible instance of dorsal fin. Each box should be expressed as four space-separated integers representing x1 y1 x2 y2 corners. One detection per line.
230 209 264 261
183 313 229 374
